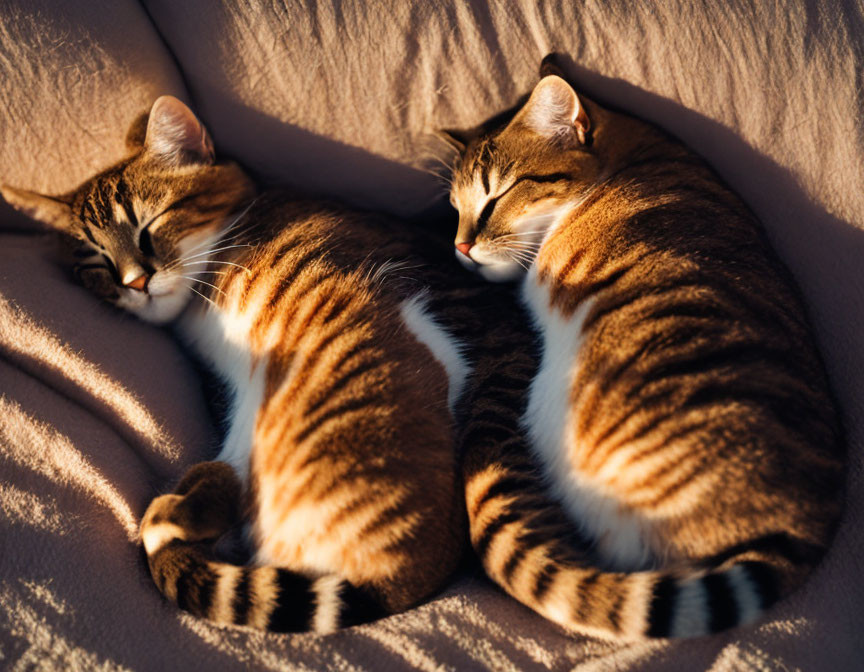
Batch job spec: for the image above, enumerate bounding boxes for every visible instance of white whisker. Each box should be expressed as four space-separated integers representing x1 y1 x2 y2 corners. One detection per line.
501 240 543 250
187 285 219 311
497 242 541 253
503 246 536 256
507 254 534 266
181 259 251 273
368 260 423 285
414 165 453 184
174 197 261 259
496 230 548 239
498 248 537 268
505 253 530 270
177 243 253 263
418 152 456 173
184 269 229 276
180 275 226 298
504 248 540 258
172 233 217 259
216 197 260 241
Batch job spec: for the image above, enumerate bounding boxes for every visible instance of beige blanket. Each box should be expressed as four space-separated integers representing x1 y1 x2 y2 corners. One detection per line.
1 1 862 669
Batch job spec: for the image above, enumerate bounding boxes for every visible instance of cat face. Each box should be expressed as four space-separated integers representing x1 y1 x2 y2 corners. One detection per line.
1 96 255 324
445 73 604 282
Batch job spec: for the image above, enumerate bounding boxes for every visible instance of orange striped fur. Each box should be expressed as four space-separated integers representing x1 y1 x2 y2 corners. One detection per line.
3 96 521 632
443 56 845 639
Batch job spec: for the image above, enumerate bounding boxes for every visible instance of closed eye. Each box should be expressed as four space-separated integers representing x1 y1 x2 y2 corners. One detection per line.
72 246 100 260
477 197 497 230
513 172 572 186
135 191 204 255
73 261 113 287
101 254 121 283
478 173 571 227
138 225 155 257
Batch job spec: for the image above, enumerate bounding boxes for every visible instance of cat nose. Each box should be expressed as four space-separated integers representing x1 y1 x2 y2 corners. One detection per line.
456 242 473 257
123 271 150 292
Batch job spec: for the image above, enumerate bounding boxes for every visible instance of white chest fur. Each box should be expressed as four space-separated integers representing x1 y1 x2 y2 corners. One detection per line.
176 305 264 481
399 293 468 412
520 269 654 570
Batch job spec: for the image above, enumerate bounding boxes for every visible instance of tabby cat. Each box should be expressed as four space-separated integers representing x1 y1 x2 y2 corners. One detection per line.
1 96 539 632
442 56 845 639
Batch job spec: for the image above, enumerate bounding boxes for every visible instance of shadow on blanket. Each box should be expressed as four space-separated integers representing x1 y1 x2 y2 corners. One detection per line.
1 85 861 669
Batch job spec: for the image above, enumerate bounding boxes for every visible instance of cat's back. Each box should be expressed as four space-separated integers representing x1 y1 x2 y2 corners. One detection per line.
185 191 468 603
526 137 844 566
535 136 833 395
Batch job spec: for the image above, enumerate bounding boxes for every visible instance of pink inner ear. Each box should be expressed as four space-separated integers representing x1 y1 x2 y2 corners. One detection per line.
574 98 590 133
145 96 213 165
518 76 580 140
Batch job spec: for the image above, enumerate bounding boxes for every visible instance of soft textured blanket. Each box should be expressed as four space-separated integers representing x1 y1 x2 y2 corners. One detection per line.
1 1 862 670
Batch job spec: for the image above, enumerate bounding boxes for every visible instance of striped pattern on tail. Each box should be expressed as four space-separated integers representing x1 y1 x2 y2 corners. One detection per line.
465 451 827 639
449 288 827 639
140 461 385 633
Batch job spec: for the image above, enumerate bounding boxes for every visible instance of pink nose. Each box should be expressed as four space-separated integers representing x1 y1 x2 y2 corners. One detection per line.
124 273 149 292
456 242 473 257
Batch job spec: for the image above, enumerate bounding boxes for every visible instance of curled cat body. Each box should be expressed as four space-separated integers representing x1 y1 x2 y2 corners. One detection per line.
1 96 540 633
443 56 845 639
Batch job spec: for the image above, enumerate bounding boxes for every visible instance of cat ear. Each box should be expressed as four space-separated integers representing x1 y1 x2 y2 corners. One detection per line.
436 128 473 154
144 96 215 166
0 185 72 230
539 53 568 80
515 75 590 145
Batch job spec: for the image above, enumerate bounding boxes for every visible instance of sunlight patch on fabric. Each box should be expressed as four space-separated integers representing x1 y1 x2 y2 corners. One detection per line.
0 396 138 540
0 295 181 461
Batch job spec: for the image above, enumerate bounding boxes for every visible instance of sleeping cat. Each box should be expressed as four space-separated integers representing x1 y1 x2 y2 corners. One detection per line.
0 96 538 632
441 56 845 639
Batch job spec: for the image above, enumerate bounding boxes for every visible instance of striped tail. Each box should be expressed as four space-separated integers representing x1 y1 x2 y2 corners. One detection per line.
140 462 385 632
454 321 822 639
464 449 825 639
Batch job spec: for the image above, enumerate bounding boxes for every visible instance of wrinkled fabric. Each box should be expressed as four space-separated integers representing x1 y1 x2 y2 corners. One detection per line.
1 1 862 670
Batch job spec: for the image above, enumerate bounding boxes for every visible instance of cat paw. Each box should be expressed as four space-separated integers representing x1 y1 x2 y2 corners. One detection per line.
140 461 242 553
174 460 240 497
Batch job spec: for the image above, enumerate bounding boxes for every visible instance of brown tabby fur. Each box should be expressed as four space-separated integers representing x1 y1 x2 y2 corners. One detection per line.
443 56 845 639
0 97 538 632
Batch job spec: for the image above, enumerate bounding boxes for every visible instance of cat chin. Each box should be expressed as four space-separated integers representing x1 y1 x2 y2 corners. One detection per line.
456 248 526 283
455 250 525 283
116 287 191 325
477 262 526 283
